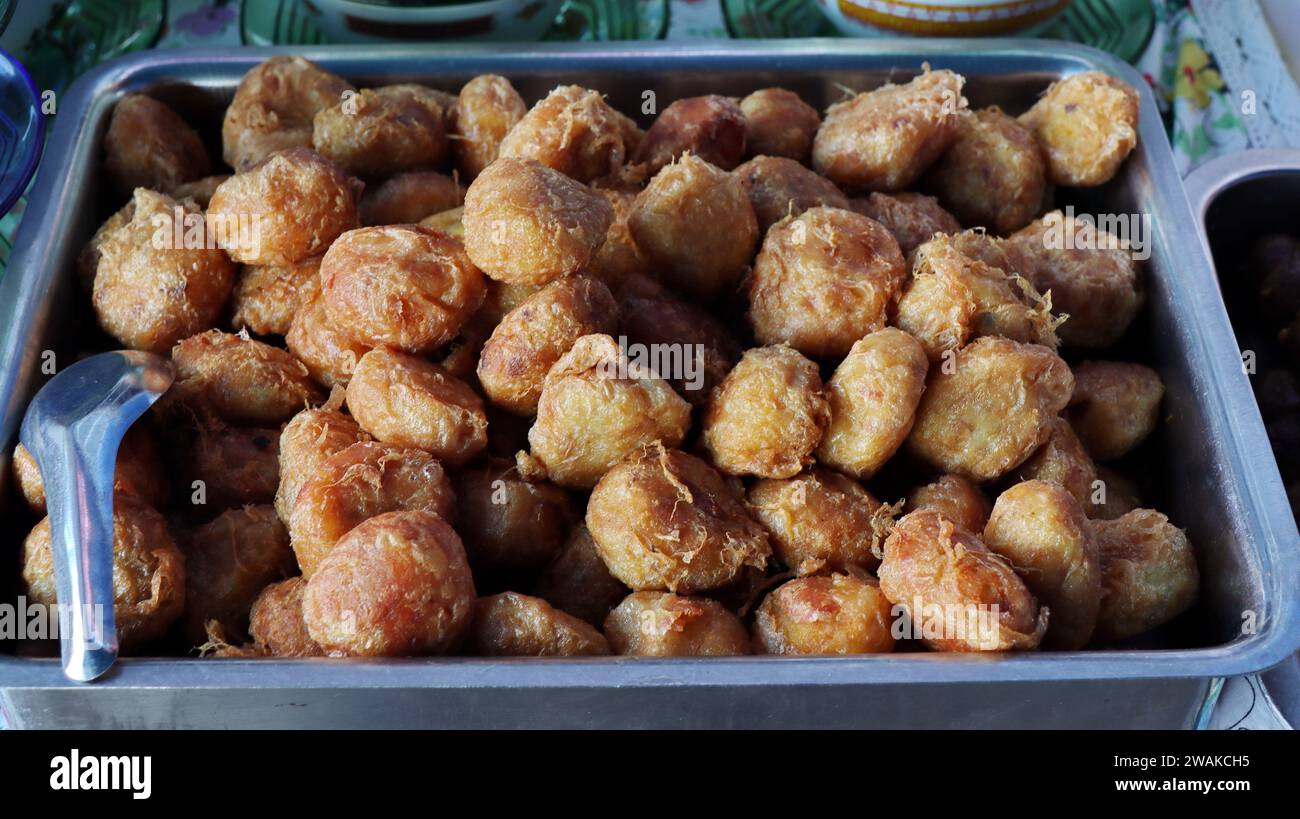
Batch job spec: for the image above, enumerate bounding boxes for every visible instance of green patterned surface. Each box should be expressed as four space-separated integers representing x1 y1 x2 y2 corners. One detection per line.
724 0 1155 61
1046 0 1156 63
722 0 835 39
15 0 164 94
545 0 669 41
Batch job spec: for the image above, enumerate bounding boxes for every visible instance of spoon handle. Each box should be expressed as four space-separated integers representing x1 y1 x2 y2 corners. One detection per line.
41 423 120 681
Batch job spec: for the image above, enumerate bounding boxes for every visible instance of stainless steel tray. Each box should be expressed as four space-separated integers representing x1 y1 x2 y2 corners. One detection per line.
1184 148 1300 730
1 40 1297 729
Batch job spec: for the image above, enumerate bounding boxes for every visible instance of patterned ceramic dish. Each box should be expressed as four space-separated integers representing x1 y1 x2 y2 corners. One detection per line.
818 0 1072 37
306 0 564 43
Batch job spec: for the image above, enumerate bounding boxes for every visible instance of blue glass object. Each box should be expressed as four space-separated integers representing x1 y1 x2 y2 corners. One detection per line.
0 47 42 217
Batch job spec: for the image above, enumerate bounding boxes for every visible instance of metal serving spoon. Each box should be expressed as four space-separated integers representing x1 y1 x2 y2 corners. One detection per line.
19 351 173 682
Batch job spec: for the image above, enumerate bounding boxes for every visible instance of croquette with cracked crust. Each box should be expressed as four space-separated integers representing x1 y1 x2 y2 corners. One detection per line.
463 157 614 286
320 224 486 354
817 328 929 479
524 334 691 489
748 466 883 575
303 510 476 657
628 153 757 302
477 276 620 416
813 68 966 191
22 496 185 652
879 510 1047 651
288 441 456 577
586 446 770 593
207 147 361 267
748 206 906 358
906 337 1073 482
346 348 488 466
469 592 610 657
702 345 829 479
88 189 235 354
753 574 896 655
604 591 750 656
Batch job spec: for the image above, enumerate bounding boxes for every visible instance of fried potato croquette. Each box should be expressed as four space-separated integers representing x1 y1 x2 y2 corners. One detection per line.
420 206 465 240
894 232 1058 360
906 474 990 534
740 87 821 163
533 524 628 627
222 55 353 171
603 591 750 656
586 446 770 593
13 425 167 515
1006 210 1143 348
849 191 961 255
167 174 229 208
753 574 896 655
22 496 185 652
748 466 883 575
249 576 323 657
455 459 575 572
303 510 475 656
275 403 369 523
88 188 235 354
1091 509 1199 642
525 334 691 489
175 418 282 510
813 67 966 191
588 188 651 285
178 504 297 645
925 107 1048 235
207 147 361 266
231 255 322 337
1068 360 1164 461
1010 416 1099 513
104 93 211 199
285 292 371 388
907 337 1073 482
748 206 906 357
879 510 1047 651
469 592 609 657
817 328 929 479
462 157 613 286
984 480 1100 649
628 153 758 302
498 85 641 184
312 85 448 178
288 440 456 577
1018 71 1139 187
634 95 747 173
617 282 740 408
346 348 487 466
320 224 485 353
735 154 850 233
477 276 619 415
359 171 463 226
170 330 321 425
702 345 829 479
451 74 527 181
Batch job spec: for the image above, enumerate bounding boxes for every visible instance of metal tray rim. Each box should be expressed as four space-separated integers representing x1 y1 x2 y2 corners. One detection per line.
2 39 1298 692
